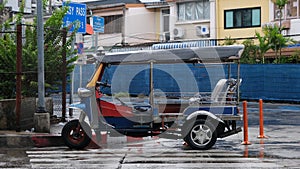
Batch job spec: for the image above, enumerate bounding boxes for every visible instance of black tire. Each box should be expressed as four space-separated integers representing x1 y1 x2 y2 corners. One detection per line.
62 120 92 149
184 119 217 150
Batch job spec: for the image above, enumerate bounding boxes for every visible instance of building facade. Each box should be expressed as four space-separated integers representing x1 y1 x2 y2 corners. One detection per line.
166 0 214 41
269 0 300 41
2 0 300 49
85 0 165 48
216 0 269 40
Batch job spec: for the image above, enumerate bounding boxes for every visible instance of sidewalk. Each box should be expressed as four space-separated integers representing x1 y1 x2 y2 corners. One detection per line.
0 122 64 148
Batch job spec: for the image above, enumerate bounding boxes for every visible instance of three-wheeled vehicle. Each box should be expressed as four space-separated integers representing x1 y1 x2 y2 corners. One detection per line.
62 44 244 150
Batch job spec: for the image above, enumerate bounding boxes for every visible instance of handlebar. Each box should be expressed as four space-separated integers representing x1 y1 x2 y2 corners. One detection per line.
97 81 111 88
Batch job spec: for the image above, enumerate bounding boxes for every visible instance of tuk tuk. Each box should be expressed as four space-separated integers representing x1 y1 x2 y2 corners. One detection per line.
62 44 244 150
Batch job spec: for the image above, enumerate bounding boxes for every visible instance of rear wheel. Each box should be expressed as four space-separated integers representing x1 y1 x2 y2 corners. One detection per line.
184 119 217 150
62 120 92 149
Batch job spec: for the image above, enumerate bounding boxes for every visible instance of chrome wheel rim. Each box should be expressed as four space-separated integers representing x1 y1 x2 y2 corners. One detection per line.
190 124 212 146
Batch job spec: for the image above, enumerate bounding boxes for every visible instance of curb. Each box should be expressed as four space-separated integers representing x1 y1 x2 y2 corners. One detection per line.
0 134 35 148
0 134 64 148
31 135 64 147
0 132 153 148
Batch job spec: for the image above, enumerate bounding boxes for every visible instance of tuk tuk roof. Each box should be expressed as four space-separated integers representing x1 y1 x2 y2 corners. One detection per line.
95 45 244 65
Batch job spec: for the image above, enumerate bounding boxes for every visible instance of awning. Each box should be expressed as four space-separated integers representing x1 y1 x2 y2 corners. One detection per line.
144 2 169 9
152 41 217 50
86 24 94 35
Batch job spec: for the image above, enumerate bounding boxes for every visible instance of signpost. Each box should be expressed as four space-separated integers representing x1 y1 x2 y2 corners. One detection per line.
92 16 105 33
62 2 86 33
92 16 105 53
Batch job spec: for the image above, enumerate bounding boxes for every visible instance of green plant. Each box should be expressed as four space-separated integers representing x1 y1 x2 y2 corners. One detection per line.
264 25 295 63
222 36 236 46
241 39 259 64
255 30 270 64
0 2 78 99
274 51 300 63
291 50 300 63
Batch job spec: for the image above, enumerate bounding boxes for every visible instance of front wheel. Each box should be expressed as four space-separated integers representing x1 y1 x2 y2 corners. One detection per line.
62 120 92 149
184 119 217 150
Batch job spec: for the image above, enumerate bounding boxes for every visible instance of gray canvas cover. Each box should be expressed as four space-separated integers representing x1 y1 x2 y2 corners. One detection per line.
96 45 244 65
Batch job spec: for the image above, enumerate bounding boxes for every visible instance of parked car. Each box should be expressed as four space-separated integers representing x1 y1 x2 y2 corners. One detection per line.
62 44 244 150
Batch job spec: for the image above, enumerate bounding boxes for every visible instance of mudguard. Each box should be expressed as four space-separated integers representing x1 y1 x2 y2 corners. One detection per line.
186 110 224 124
180 110 226 139
68 87 99 129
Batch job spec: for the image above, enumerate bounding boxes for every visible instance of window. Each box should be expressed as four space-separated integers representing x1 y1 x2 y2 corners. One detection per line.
273 0 300 19
284 0 299 18
103 15 123 34
224 7 261 29
162 9 170 32
178 0 210 21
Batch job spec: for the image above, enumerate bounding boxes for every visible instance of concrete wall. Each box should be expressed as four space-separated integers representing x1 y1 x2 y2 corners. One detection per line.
96 6 160 47
125 7 158 44
290 19 300 41
0 98 53 131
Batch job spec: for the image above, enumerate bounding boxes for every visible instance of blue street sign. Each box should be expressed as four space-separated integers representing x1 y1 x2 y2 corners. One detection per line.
62 2 86 33
77 42 84 54
92 16 105 33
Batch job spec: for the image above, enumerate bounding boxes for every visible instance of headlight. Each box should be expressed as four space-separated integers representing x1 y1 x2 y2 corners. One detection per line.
78 88 93 98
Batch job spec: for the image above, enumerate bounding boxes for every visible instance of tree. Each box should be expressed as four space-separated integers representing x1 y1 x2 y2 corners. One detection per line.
241 39 259 64
264 25 294 63
0 1 78 99
255 30 270 64
272 0 290 62
254 24 294 64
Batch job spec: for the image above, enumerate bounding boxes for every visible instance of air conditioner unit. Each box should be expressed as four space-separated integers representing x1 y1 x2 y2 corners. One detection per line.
173 27 184 38
196 25 209 36
275 9 283 19
159 32 170 42
262 22 275 28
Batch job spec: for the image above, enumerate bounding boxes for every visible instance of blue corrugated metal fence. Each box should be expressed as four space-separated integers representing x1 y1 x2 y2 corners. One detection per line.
72 64 300 102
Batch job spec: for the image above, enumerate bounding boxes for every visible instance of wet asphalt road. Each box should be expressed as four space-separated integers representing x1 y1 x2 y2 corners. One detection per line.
244 101 300 126
0 101 299 168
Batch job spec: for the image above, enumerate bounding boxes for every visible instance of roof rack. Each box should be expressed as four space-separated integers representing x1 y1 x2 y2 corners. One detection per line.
109 40 218 53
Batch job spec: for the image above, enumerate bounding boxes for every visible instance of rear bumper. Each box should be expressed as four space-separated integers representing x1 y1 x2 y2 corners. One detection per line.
216 114 242 121
219 127 242 138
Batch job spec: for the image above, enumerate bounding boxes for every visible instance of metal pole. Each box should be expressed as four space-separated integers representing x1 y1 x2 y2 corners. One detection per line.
149 62 154 106
80 65 82 88
62 28 67 122
149 62 154 128
241 101 251 145
15 24 22 132
69 38 75 117
258 99 267 138
34 0 50 133
121 5 126 46
95 32 98 54
237 60 241 105
279 8 282 61
37 0 46 113
49 0 52 14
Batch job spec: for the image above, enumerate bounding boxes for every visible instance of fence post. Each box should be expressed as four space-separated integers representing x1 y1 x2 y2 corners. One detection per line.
15 24 22 132
258 99 267 138
242 101 251 145
61 28 67 122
